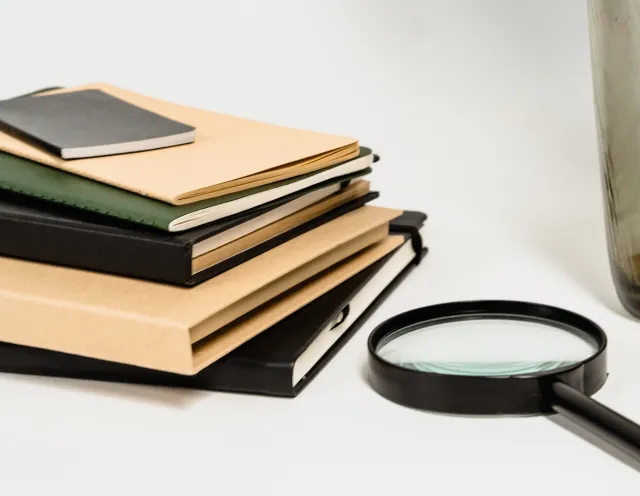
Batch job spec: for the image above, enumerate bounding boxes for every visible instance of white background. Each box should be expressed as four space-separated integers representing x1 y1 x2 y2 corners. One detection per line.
1 0 639 493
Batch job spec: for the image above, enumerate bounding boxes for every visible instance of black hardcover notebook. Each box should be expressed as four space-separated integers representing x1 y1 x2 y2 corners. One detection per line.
0 179 377 286
0 89 196 159
0 211 427 397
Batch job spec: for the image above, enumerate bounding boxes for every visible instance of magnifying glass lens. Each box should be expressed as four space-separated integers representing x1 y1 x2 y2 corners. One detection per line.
376 316 599 377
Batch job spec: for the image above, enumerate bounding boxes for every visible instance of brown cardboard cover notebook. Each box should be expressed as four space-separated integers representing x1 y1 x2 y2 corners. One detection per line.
0 206 401 374
0 84 359 205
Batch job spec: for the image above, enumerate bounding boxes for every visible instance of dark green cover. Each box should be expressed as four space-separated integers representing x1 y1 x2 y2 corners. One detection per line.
0 148 372 231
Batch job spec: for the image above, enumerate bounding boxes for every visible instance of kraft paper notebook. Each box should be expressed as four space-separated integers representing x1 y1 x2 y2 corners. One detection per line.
0 212 428 397
0 205 402 375
0 145 375 231
0 83 360 205
0 179 376 286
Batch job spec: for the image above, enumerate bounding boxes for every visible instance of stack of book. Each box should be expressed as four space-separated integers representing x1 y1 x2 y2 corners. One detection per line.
0 83 427 397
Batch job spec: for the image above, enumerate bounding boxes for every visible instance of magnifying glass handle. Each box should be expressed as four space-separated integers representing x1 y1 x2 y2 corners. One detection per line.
550 381 640 459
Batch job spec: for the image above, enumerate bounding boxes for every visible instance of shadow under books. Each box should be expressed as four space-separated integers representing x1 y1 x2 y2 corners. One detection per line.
1 372 209 408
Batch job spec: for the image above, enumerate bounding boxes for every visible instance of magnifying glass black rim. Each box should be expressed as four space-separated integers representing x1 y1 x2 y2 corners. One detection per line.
367 300 608 415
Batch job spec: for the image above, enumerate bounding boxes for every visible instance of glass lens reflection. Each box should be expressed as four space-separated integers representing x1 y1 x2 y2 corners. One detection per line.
376 317 598 377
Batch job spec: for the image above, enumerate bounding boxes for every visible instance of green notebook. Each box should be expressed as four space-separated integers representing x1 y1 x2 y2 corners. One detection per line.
0 147 374 232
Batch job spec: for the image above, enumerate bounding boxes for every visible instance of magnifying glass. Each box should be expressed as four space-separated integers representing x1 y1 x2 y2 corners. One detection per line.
367 300 640 458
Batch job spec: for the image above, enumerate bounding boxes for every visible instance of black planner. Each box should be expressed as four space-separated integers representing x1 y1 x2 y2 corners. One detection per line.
0 211 427 397
0 184 378 287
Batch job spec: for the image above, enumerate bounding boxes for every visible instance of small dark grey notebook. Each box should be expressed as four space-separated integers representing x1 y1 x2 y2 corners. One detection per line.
0 89 196 159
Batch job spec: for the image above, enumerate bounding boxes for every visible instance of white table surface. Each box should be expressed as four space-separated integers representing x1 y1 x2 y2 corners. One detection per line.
2 0 639 492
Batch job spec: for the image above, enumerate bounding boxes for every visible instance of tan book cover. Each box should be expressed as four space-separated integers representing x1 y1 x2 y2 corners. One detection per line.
0 206 401 374
0 83 359 205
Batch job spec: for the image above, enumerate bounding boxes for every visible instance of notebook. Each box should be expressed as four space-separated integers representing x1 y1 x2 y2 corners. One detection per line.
0 179 376 286
0 212 427 397
0 146 375 231
0 89 196 159
0 83 360 205
0 205 402 374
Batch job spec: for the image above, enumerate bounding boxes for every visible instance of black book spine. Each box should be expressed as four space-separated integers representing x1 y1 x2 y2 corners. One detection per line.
2 87 66 157
0 214 191 284
192 358 294 396
0 339 295 395
0 83 65 155
0 121 63 158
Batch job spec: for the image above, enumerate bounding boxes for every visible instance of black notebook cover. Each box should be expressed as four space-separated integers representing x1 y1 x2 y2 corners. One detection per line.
0 211 427 397
0 182 378 287
0 89 195 159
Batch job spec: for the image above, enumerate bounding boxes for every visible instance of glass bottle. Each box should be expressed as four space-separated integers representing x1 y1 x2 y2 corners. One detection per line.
588 0 640 317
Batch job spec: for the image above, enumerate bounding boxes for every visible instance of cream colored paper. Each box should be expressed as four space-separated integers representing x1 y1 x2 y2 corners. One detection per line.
191 180 371 273
0 84 359 205
0 206 401 374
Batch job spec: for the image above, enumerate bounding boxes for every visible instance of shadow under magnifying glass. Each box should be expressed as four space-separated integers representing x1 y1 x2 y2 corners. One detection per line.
361 361 640 472
550 412 640 472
